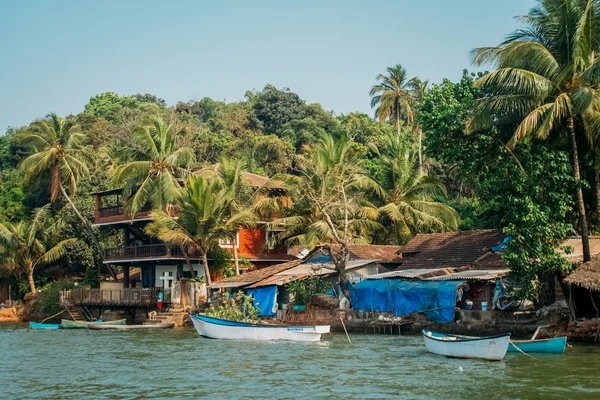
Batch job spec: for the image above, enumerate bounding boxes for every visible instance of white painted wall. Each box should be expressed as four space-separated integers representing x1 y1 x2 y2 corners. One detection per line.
155 265 177 288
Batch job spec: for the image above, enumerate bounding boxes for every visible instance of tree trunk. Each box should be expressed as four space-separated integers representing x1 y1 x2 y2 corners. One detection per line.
418 127 423 175
181 246 195 275
202 252 212 287
59 181 119 281
233 235 240 276
567 118 591 262
595 171 600 229
59 182 102 254
396 107 401 137
27 265 36 294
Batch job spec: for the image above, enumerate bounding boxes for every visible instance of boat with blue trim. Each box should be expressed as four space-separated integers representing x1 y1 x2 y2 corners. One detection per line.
423 330 511 361
190 314 330 341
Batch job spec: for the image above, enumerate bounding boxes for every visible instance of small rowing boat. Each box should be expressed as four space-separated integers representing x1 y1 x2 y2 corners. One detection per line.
30 322 62 329
61 319 126 329
190 314 330 342
423 330 511 361
508 336 567 353
88 322 175 330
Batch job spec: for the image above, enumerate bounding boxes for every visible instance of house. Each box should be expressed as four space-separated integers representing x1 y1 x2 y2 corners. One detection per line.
91 169 294 292
395 230 508 270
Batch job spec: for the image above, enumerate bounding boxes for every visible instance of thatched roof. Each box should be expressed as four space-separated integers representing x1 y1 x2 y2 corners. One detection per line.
564 257 600 291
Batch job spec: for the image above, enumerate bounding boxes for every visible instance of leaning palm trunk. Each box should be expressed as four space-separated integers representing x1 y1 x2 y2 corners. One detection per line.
567 118 591 262
232 235 240 275
59 182 102 255
202 252 212 286
595 172 600 230
181 246 195 274
59 182 119 281
27 264 36 294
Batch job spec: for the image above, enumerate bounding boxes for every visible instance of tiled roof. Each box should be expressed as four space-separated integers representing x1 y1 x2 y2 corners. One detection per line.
290 244 403 263
193 164 286 190
211 259 304 288
558 236 600 262
398 230 506 270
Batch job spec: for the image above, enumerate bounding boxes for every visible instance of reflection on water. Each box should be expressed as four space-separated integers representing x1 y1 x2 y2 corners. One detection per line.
2 323 600 399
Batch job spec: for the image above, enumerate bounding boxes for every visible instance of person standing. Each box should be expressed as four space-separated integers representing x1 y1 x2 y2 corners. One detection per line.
157 290 164 313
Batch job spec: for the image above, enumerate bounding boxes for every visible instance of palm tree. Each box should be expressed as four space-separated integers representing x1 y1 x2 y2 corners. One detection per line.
374 144 459 243
216 158 256 275
370 64 415 136
409 78 429 174
0 205 77 293
112 117 196 218
144 175 256 286
469 0 600 262
267 134 382 287
19 114 100 254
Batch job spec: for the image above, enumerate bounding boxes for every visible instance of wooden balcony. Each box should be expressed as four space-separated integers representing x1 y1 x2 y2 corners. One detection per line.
60 287 171 306
103 244 199 263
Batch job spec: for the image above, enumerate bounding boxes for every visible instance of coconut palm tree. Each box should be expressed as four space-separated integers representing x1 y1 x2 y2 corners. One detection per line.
409 78 429 174
111 117 196 218
469 0 600 262
376 152 459 243
266 134 382 287
144 175 256 286
19 114 99 253
370 64 416 136
217 158 256 275
0 205 77 293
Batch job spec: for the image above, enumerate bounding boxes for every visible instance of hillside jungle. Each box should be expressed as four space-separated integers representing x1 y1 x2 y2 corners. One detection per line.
1 0 600 305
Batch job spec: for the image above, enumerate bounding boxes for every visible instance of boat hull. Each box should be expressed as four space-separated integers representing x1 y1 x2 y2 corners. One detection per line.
508 336 567 353
30 322 61 329
423 330 510 361
61 319 126 329
191 314 330 342
88 322 175 330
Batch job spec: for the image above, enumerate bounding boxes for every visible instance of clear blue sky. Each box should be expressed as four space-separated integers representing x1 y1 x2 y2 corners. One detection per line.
0 0 535 132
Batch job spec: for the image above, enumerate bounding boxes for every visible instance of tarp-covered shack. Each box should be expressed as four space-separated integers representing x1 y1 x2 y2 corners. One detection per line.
347 279 462 322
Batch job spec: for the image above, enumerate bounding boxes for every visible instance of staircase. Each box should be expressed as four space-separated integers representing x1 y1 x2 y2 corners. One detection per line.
143 312 189 327
65 305 93 322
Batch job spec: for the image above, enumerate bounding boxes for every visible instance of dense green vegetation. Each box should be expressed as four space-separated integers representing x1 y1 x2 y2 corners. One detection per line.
1 0 599 301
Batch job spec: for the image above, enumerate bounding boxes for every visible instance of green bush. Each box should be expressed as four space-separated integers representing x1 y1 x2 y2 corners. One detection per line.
205 291 260 322
285 275 329 305
33 279 75 316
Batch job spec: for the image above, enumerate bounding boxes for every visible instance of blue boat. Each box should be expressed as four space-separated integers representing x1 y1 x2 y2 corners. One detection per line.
29 322 62 329
508 336 567 353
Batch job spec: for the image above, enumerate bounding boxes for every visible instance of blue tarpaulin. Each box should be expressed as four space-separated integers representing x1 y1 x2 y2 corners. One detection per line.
246 285 278 316
347 279 462 323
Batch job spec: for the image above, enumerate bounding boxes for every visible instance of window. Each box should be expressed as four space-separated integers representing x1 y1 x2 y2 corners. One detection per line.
219 231 240 249
265 228 283 250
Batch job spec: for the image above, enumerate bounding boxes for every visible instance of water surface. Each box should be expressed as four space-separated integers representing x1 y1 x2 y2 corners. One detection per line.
2 324 599 399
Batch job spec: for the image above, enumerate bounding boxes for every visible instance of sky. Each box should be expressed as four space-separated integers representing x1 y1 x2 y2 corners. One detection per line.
0 0 535 132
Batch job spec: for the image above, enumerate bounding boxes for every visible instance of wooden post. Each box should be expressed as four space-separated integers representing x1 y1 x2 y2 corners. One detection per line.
124 266 130 289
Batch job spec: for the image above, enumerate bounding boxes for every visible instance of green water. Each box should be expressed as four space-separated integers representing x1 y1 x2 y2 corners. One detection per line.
1 324 599 399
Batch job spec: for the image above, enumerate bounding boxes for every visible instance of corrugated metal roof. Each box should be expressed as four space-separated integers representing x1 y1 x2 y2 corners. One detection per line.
247 259 378 288
365 268 509 282
425 269 509 281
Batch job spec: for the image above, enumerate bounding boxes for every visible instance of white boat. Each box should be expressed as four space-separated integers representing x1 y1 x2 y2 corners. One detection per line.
190 314 330 342
423 330 511 361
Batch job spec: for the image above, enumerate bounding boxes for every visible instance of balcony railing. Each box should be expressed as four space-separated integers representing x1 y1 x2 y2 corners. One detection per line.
60 287 171 306
98 204 152 219
103 244 200 261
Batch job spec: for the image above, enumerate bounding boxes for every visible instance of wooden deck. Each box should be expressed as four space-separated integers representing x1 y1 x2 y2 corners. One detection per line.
60 287 171 306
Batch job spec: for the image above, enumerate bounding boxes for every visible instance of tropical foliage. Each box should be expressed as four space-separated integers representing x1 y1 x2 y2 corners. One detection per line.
3 0 598 303
0 206 76 293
